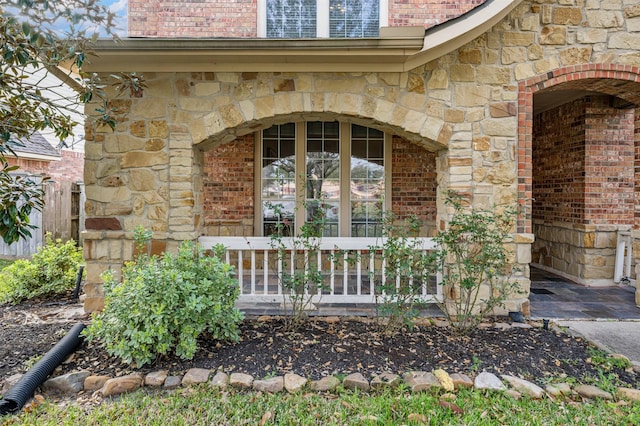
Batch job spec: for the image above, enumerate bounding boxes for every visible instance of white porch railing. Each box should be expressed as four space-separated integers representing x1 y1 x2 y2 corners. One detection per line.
199 236 442 304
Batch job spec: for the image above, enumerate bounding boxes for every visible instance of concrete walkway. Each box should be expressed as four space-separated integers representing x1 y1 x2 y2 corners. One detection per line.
555 320 640 366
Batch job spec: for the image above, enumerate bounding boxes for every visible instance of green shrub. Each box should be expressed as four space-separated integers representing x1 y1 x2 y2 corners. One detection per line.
435 193 520 334
84 235 244 367
370 214 435 334
0 235 83 304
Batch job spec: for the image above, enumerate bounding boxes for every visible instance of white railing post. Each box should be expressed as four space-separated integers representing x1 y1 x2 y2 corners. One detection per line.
198 236 441 304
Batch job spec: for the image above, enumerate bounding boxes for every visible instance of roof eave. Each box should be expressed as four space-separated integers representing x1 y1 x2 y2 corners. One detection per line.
83 0 523 73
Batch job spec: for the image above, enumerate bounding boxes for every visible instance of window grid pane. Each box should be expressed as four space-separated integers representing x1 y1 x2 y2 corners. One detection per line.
306 122 340 237
262 124 296 236
329 0 379 38
267 0 317 38
351 124 384 237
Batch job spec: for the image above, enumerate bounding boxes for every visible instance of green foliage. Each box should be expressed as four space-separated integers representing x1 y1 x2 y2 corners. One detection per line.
84 235 244 367
0 258 13 270
587 347 631 371
434 193 519 334
0 165 47 244
0 235 84 304
267 200 328 330
0 1 145 244
370 214 435 334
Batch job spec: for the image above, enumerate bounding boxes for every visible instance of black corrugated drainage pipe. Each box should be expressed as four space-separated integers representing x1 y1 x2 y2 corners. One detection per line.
0 323 85 415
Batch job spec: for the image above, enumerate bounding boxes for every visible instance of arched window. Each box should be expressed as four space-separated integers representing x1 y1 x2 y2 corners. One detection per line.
257 121 390 236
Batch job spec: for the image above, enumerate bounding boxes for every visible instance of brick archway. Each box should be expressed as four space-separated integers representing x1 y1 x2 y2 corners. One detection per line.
517 64 640 234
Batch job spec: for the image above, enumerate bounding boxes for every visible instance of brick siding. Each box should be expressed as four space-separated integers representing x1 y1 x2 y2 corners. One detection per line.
518 64 640 233
202 133 437 235
47 150 84 188
129 0 258 38
6 150 83 188
202 135 256 234
5 157 51 175
533 95 634 225
388 0 485 30
128 0 487 38
634 108 640 228
391 136 437 230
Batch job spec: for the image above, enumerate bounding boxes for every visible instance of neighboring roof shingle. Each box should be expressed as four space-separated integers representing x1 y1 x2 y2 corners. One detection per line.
9 132 61 158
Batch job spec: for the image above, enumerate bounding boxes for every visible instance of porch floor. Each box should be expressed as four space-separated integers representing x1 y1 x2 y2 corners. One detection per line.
529 267 640 320
236 266 640 320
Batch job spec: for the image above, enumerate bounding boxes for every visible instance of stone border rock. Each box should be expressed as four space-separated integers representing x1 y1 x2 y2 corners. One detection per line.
5 366 636 407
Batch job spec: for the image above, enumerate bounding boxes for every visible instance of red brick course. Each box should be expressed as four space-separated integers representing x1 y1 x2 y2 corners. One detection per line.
533 96 634 226
518 64 640 232
202 133 437 236
6 150 83 188
128 0 487 38
391 136 437 228
388 0 485 30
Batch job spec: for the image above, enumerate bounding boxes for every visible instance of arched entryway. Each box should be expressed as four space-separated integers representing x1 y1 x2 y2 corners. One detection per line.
196 115 445 307
518 64 640 301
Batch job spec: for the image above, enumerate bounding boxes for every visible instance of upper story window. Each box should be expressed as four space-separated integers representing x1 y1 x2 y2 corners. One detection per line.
266 0 318 38
260 0 387 38
330 0 380 38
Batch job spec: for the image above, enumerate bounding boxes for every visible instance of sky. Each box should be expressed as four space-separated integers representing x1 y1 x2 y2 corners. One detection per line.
102 0 128 36
4 1 130 150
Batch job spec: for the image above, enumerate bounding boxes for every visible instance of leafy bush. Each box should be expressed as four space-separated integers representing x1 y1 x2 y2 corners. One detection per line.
84 233 244 367
435 194 519 334
370 214 434 334
0 235 83 304
267 200 329 331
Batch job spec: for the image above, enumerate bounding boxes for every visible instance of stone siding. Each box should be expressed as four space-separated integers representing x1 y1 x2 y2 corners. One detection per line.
83 0 640 311
533 221 627 286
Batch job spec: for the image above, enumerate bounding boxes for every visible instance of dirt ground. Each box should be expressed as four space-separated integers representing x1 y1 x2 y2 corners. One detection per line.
1 298 639 390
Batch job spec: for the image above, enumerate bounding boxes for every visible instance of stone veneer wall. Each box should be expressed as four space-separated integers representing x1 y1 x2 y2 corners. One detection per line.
128 0 488 38
532 96 635 284
83 0 640 312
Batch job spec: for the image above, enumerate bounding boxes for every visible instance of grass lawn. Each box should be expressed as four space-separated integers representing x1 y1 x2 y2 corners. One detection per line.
7 386 640 425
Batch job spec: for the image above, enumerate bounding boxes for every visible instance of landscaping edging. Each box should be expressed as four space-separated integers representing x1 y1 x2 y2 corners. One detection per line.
2 316 640 412
3 364 640 412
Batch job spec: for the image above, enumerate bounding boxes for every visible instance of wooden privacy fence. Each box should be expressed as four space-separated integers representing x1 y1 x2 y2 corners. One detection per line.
43 181 83 243
0 180 83 258
199 236 442 304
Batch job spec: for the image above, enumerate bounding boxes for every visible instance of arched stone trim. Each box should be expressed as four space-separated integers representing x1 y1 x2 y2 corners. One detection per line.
517 64 640 233
190 93 450 152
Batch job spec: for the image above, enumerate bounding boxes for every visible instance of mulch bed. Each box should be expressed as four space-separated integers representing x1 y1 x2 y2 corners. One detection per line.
1 299 639 389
